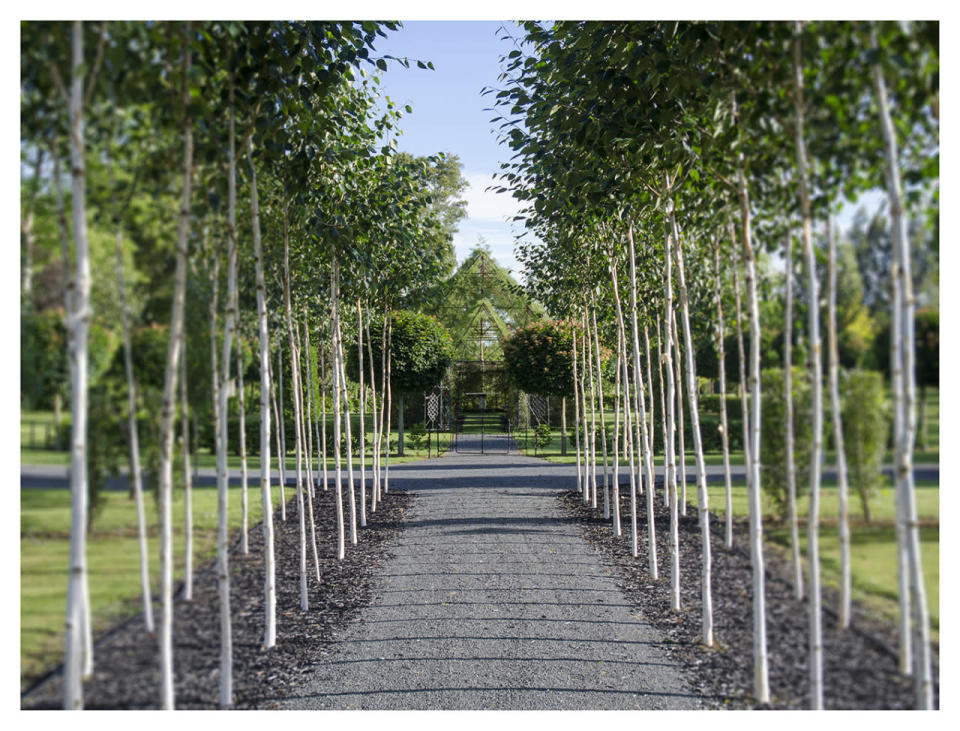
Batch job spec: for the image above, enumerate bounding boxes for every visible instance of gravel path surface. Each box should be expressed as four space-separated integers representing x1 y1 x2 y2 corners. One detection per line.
273 441 704 710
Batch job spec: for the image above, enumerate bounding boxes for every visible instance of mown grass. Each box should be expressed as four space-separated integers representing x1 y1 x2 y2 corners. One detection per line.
20 429 451 690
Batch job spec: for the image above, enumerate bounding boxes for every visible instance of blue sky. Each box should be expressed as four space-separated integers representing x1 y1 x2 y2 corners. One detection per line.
374 21 531 276
371 20 890 280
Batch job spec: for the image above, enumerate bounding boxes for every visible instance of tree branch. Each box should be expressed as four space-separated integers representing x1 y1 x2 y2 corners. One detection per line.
49 61 69 106
83 21 107 108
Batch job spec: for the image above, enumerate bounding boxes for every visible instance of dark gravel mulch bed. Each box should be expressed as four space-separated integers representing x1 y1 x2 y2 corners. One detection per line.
22 484 412 710
559 483 940 710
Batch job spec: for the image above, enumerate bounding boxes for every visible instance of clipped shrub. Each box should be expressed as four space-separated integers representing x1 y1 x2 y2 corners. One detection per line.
502 320 575 398
841 369 890 523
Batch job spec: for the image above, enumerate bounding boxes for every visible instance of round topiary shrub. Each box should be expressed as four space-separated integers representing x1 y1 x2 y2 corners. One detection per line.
502 320 576 398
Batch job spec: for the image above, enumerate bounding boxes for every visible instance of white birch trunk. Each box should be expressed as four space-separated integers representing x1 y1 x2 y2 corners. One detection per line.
572 327 583 495
384 309 393 495
302 316 315 498
294 315 321 583
238 336 249 555
640 322 658 578
591 296 610 517
357 300 367 526
730 224 752 475
793 26 824 708
365 304 380 511
871 26 934 706
671 307 687 516
115 227 153 633
826 215 852 627
180 314 193 602
247 136 275 648
283 209 310 607
610 276 623 536
657 320 670 509
320 337 329 493
663 190 680 611
278 337 287 490
671 212 714 647
579 310 591 506
783 232 803 599
156 28 193 707
63 20 92 709
333 272 358 544
585 307 598 508
307 320 322 493
731 119 770 701
331 260 346 560
609 255 637 544
271 350 286 520
713 244 734 549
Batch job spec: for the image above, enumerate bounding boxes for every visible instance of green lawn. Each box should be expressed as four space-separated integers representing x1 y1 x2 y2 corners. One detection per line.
22 482 285 689
20 429 452 690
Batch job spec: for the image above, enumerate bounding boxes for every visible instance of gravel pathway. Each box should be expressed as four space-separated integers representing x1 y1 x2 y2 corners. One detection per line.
274 443 704 710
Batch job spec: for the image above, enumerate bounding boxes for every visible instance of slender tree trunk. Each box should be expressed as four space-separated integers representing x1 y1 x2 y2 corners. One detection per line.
642 320 656 492
331 259 346 560
738 180 770 703
63 21 92 708
384 307 393 494
270 351 285 520
671 210 714 646
278 336 287 488
591 294 610 518
297 320 314 500
180 311 193 602
214 78 242 706
357 300 367 526
21 146 43 303
871 25 933 706
283 208 310 607
585 306 598 509
579 309 591 506
656 319 669 509
783 231 803 599
115 226 153 632
610 255 637 545
671 307 687 516
640 322 658 578
294 313 321 583
609 263 623 536
365 303 380 511
663 189 680 612
713 243 734 549
320 336 329 493
793 26 824 709
238 336 249 554
731 231 752 477
156 26 193 708
334 268 358 545
308 322 322 492
572 328 583 494
247 136 275 648
826 214 852 628
303 316 315 497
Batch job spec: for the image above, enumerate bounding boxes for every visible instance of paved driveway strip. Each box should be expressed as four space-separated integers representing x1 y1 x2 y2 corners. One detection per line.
275 446 704 710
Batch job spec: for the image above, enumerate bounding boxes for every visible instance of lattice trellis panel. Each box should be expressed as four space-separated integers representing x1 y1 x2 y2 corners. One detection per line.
529 393 549 426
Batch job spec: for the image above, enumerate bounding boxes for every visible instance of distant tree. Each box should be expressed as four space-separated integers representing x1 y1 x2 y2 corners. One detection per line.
502 320 575 398
347 310 454 455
